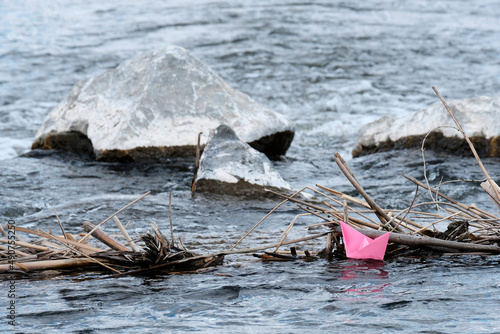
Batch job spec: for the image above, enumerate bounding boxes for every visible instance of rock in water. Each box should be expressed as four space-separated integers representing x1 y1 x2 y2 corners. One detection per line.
353 96 500 157
195 125 292 197
32 46 294 162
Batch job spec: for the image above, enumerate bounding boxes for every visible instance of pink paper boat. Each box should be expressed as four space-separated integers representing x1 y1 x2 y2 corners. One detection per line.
340 221 390 261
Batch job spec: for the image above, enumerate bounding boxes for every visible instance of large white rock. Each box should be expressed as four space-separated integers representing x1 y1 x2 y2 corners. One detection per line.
195 125 292 197
32 46 294 161
353 96 500 157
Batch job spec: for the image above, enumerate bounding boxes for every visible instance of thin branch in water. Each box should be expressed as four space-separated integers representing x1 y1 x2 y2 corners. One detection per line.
79 190 151 244
169 192 175 243
432 86 500 205
229 186 309 251
53 208 68 240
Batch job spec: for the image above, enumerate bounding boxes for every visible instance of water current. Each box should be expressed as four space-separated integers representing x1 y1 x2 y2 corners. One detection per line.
1 1 500 332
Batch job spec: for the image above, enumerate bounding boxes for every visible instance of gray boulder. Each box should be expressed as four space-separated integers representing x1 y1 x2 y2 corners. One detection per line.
353 96 500 157
32 46 294 162
195 125 292 197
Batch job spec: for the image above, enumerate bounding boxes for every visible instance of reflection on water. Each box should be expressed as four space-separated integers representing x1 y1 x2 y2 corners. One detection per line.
340 259 391 296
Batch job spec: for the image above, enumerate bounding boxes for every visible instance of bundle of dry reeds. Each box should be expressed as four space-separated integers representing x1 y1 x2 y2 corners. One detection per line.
235 87 500 259
0 191 224 276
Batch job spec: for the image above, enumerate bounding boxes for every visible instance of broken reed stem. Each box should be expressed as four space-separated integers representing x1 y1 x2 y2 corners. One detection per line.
432 86 500 205
53 208 68 240
0 224 6 237
325 232 333 259
79 190 151 244
343 199 348 223
191 131 203 193
113 216 140 252
169 192 175 243
229 186 309 251
83 222 129 252
274 213 309 252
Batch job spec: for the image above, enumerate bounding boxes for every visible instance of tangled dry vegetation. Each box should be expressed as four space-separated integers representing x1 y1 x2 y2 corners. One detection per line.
1 87 499 277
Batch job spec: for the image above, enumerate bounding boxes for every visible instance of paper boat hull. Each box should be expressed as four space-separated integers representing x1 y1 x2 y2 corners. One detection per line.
341 222 390 261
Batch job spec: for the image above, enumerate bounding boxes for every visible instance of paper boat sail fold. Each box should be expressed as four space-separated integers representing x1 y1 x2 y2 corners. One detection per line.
340 221 390 261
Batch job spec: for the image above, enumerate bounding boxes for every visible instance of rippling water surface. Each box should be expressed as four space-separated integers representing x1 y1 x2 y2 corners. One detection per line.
1 1 500 332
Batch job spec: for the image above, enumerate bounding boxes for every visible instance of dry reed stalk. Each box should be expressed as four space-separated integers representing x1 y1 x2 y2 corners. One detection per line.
53 208 68 240
60 242 122 274
325 232 333 259
333 153 404 232
306 185 389 227
432 86 500 206
442 207 477 221
79 190 151 244
298 185 387 227
169 192 174 242
12 230 27 243
411 211 463 235
113 216 139 252
0 238 49 252
316 185 370 208
37 230 104 254
40 239 66 250
0 254 38 263
322 201 382 227
0 258 104 273
229 186 309 251
273 213 310 252
320 187 423 232
343 200 348 223
191 132 203 193
403 175 497 220
311 204 381 230
0 224 6 237
83 222 129 251
384 212 420 233
481 180 500 211
410 201 489 222
265 189 330 213
0 244 31 257
5 224 52 238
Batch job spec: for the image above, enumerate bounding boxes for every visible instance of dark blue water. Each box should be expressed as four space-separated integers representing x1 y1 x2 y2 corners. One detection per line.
1 1 500 332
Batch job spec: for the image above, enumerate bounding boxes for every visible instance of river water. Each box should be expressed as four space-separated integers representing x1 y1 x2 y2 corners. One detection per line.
1 1 500 333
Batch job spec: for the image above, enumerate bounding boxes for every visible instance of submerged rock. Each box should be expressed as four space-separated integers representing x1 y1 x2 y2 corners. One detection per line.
353 96 500 157
195 125 292 197
32 46 294 162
